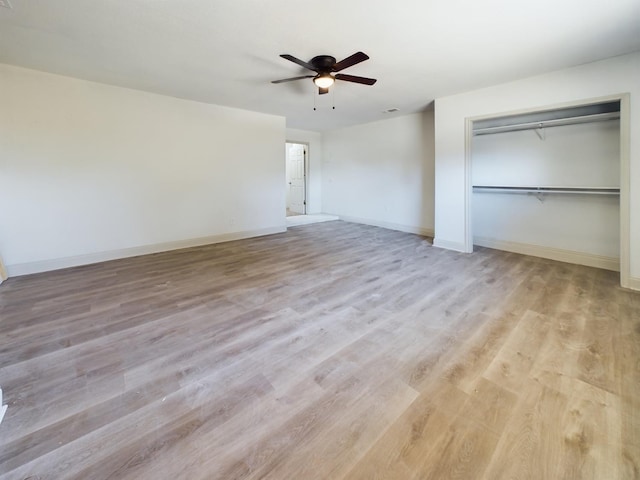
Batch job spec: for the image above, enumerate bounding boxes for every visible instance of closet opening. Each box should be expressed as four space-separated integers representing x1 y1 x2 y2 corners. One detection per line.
466 95 630 287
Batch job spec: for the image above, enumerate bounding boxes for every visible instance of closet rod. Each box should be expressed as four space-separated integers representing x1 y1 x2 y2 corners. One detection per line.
473 111 620 136
472 186 620 195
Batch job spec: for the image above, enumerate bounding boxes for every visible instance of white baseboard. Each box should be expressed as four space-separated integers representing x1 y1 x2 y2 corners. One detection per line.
6 226 286 277
474 236 620 272
433 238 467 252
626 276 640 291
335 214 434 238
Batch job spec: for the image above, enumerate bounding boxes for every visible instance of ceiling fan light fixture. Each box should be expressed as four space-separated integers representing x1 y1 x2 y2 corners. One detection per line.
313 73 335 89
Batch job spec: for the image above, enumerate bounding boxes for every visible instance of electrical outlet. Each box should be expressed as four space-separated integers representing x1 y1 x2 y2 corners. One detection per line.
0 0 13 9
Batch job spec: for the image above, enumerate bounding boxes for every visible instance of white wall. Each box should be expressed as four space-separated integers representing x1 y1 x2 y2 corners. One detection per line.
0 64 286 275
321 110 435 236
286 128 323 214
473 193 620 266
473 121 620 187
434 51 640 289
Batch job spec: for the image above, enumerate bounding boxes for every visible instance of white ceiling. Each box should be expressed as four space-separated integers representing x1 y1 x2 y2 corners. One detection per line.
1 0 639 132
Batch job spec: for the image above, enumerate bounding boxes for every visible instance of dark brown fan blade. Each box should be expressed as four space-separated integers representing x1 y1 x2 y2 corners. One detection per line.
318 87 329 95
271 75 314 84
332 52 369 72
335 73 377 85
280 54 318 72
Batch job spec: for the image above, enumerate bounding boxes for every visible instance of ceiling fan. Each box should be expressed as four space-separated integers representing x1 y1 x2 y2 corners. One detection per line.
272 51 377 94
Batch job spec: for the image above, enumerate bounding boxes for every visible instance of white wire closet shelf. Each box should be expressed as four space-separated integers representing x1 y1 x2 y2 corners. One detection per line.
472 111 620 136
472 186 620 195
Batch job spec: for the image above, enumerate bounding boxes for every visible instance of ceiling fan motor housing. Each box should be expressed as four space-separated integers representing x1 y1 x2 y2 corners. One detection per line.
310 55 337 72
271 52 376 94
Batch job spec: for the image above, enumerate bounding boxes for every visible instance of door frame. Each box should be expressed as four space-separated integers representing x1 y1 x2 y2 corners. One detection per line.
285 140 309 215
0 256 7 284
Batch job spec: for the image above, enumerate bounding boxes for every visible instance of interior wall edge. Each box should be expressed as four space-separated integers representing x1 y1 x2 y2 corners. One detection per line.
336 215 434 238
0 258 7 283
5 226 286 277
474 236 620 272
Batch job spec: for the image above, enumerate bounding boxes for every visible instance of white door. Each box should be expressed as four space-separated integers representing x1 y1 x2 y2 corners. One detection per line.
287 143 306 214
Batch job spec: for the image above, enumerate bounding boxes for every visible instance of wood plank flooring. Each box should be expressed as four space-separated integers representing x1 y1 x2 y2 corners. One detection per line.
0 220 638 479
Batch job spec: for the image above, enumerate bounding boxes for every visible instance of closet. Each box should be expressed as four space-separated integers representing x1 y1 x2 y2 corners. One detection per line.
471 100 621 271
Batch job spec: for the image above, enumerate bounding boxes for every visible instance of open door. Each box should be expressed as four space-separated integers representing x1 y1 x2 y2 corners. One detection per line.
286 142 306 215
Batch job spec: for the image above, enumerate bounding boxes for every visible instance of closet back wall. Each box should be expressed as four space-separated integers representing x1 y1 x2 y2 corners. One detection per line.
0 64 286 276
472 120 620 267
472 121 620 187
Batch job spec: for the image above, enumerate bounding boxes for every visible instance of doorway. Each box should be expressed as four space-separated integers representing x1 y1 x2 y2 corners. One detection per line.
286 142 306 216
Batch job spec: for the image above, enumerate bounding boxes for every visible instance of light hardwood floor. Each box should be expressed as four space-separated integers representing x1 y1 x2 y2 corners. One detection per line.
0 220 638 479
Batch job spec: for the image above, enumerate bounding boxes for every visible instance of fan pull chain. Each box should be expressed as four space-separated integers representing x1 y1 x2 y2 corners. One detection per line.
312 86 336 111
